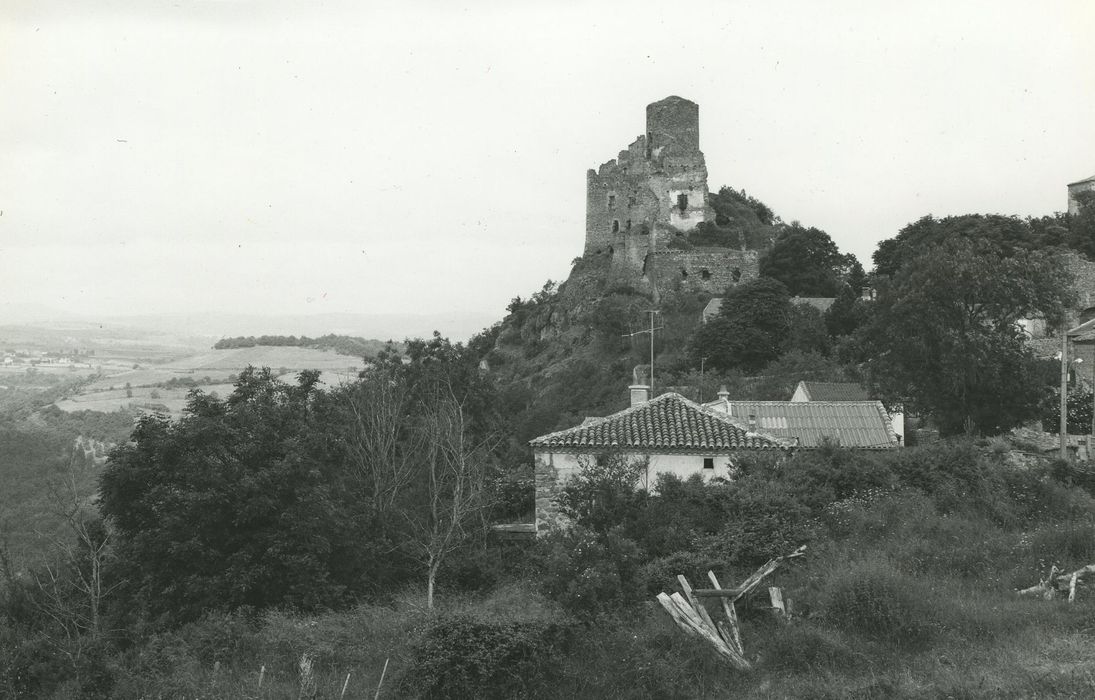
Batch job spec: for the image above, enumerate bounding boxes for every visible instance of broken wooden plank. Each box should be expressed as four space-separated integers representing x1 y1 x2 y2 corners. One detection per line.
677 574 717 631
769 586 785 615
707 570 743 655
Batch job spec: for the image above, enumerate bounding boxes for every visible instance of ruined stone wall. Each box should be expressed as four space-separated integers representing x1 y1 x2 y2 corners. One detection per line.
1067 252 1095 312
647 249 760 295
1069 179 1095 216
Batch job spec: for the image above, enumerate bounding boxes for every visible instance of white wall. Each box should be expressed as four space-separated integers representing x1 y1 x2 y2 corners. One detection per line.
538 450 736 491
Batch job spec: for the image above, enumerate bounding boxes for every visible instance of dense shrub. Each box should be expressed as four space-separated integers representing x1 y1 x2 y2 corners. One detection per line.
636 550 728 597
820 558 943 649
401 615 572 699
534 527 643 617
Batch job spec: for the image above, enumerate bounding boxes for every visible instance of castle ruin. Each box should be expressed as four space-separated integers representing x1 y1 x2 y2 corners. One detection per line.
584 96 758 294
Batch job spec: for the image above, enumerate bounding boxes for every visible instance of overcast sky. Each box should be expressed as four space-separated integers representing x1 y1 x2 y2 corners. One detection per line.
2 0 1093 323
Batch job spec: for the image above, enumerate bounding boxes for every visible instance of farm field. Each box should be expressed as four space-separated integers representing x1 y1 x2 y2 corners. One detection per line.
54 346 365 418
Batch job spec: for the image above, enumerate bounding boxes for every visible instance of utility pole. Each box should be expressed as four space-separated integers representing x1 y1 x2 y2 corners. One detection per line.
1061 330 1070 461
622 310 663 394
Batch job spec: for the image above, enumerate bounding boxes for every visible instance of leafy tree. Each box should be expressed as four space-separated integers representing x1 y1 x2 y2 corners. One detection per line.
760 225 859 297
1042 385 1094 435
864 238 1074 435
690 277 792 372
872 214 1037 278
786 303 831 356
825 285 871 339
99 368 363 623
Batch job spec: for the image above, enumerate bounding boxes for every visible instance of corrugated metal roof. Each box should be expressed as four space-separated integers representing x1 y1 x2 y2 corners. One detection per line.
530 392 787 451
797 381 870 401
704 399 899 449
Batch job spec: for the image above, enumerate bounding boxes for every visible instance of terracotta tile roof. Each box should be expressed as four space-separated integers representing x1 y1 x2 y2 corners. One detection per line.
705 399 899 449
530 392 787 451
796 381 870 401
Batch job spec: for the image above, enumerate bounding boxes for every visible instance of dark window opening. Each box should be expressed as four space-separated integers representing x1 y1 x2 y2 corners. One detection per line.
607 194 616 209
731 268 742 282
611 220 620 233
608 246 614 256
681 268 689 279
677 194 688 211
625 219 632 231
703 457 714 470
701 269 711 281
628 195 636 207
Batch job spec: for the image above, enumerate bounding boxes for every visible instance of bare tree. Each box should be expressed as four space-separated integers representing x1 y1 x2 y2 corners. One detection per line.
343 374 424 519
32 451 120 675
404 382 497 609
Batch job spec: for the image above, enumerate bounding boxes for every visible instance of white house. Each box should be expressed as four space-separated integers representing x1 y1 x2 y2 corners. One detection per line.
530 385 788 533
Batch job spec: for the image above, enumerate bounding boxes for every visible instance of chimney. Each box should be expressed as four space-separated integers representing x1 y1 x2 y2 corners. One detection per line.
629 384 650 407
717 385 730 413
748 414 757 432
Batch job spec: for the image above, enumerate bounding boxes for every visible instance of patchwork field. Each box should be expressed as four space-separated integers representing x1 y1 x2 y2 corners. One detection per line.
53 346 365 417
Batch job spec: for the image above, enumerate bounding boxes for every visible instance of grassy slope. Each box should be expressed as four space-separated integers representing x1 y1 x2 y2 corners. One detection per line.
92 442 1095 699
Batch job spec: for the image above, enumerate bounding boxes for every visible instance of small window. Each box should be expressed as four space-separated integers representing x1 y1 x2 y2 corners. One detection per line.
703 457 714 470
628 195 636 207
625 219 632 231
611 220 620 233
731 268 742 282
677 194 688 211
701 269 711 281
607 194 616 209
681 268 689 279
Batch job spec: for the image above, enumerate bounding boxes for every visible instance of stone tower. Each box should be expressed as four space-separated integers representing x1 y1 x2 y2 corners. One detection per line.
583 97 758 294
585 96 711 267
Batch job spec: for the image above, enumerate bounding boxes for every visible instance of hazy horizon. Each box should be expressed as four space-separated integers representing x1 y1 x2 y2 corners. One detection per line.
3 1 1093 321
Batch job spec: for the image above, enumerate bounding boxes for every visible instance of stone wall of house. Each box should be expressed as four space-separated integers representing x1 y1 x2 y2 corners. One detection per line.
534 454 567 535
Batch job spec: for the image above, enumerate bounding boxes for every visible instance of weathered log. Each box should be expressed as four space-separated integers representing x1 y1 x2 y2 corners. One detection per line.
656 546 806 670
731 545 806 603
1018 563 1095 602
677 574 717 631
656 592 751 670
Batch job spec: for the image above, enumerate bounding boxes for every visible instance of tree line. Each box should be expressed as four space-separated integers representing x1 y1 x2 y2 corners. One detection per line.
212 333 395 359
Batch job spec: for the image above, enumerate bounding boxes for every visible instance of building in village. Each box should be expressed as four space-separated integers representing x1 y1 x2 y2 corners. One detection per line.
586 96 759 295
703 385 901 449
530 385 789 533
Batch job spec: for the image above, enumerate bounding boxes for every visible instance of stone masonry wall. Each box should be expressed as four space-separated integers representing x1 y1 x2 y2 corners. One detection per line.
534 454 567 534
648 249 760 295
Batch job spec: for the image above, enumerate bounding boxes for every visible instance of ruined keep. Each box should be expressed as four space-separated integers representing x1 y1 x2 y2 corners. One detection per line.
584 96 759 294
